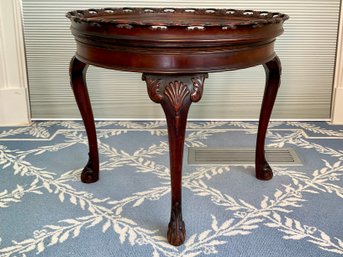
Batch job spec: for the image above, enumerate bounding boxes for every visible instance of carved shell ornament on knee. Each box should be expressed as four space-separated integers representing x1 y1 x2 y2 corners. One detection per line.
144 75 207 105
143 74 207 135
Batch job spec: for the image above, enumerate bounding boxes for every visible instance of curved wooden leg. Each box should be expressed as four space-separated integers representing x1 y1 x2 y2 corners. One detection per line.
143 73 207 246
256 56 281 180
69 56 99 183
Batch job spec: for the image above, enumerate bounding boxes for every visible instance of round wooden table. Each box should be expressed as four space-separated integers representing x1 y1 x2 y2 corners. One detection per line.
67 7 289 246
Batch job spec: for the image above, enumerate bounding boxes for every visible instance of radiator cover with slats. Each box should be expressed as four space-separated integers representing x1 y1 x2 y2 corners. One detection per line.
21 0 340 119
188 148 302 165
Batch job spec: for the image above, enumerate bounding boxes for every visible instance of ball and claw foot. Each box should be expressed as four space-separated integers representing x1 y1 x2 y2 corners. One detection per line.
80 158 99 183
167 218 186 246
256 161 273 181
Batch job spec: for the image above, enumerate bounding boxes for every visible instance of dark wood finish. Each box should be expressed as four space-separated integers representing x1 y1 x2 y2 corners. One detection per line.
66 8 288 73
143 74 207 245
69 56 99 183
67 7 288 245
256 56 282 180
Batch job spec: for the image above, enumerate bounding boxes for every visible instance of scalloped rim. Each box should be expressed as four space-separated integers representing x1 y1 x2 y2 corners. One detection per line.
66 7 289 29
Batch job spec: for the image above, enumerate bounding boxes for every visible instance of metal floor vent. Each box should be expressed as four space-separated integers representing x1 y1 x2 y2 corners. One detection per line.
188 148 302 166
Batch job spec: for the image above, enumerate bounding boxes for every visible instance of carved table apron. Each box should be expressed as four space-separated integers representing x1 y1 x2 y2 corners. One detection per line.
67 8 289 246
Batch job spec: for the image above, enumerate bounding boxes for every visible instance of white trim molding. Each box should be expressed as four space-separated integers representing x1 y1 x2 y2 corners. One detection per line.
0 0 30 126
332 1 343 124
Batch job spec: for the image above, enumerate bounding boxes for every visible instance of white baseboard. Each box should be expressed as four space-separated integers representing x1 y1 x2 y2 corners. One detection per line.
0 88 30 126
332 87 343 124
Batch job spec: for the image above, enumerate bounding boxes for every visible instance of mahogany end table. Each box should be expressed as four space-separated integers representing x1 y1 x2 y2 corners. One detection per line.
67 8 289 246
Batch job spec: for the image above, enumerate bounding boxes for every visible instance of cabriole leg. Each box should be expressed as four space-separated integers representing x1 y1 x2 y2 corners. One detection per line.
69 56 99 183
256 56 282 180
143 73 207 246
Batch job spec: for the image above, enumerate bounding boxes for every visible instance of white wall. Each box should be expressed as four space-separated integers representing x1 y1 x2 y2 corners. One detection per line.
0 0 30 126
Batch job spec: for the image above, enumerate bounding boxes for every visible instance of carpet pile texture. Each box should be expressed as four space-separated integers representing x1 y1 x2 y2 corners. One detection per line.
0 121 342 257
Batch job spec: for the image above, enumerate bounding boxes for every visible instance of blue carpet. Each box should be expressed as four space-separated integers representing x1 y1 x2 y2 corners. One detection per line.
0 121 343 257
